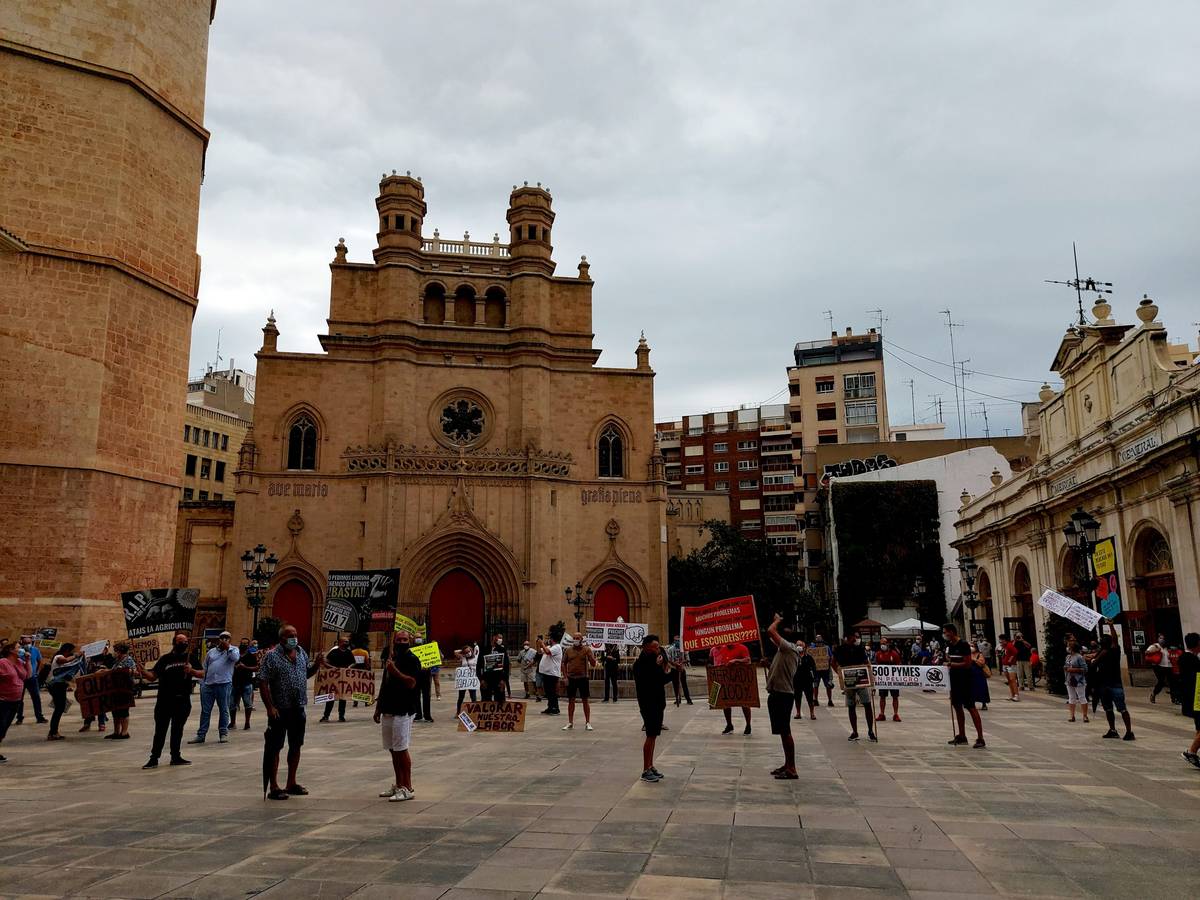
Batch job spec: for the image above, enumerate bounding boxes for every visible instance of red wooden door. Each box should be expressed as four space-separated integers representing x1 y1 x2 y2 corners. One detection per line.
430 569 484 655
272 580 314 650
594 581 630 622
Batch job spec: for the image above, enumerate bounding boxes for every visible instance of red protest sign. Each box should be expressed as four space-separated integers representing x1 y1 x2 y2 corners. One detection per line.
680 595 760 652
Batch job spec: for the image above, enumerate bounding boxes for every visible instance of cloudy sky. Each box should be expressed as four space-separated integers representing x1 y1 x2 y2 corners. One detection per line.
194 1 1200 438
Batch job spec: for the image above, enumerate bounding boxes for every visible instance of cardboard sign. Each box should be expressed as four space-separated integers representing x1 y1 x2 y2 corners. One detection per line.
411 642 441 669
74 669 135 718
838 665 873 691
585 620 649 647
681 596 760 652
39 640 62 653
456 700 527 733
323 569 400 632
394 613 427 638
455 666 480 691
1038 588 1103 630
808 644 831 672
870 664 949 692
81 639 109 658
128 637 161 668
122 588 199 639
313 666 376 704
704 664 761 709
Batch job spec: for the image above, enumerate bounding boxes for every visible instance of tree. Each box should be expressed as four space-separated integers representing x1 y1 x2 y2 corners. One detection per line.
254 616 281 648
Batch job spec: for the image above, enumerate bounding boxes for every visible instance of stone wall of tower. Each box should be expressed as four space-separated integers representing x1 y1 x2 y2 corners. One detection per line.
0 1 213 642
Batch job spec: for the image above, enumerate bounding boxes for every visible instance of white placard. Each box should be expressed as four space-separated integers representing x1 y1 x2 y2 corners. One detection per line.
454 666 480 691
81 639 109 658
870 664 950 692
1037 588 1103 630
584 620 648 647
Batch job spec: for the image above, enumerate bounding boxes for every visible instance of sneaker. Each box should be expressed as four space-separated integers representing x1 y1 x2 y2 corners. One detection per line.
1182 752 1200 769
1122 732 1135 741
650 767 664 778
319 716 329 722
187 737 204 744
388 787 413 802
379 784 399 797
868 732 878 743
142 758 158 769
562 723 573 731
847 733 859 742
585 723 594 731
640 769 662 783
78 724 90 732
722 724 734 734
743 726 752 736
243 723 250 730
1102 730 1120 739
826 701 834 708
169 757 191 766
36 718 48 724
218 735 228 743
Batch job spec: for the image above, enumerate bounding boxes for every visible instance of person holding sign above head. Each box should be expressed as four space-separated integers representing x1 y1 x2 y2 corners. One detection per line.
477 633 511 704
809 634 835 707
711 641 752 735
319 636 355 723
537 634 563 715
561 632 596 732
258 624 325 799
830 631 875 743
943 623 985 749
139 632 204 768
454 643 479 715
633 634 673 783
764 614 801 780
375 629 421 802
1094 619 1134 742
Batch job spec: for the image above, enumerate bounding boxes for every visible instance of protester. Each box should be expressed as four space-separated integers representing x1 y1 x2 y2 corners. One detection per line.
830 631 875 742
1146 634 1172 703
455 643 479 715
668 635 692 706
1095 619 1134 741
1012 632 1034 691
319 636 355 723
1178 632 1199 770
45 643 86 741
809 634 835 707
516 643 540 705
874 638 902 723
232 638 259 731
944 624 985 748
561 632 596 731
763 614 800 780
80 644 114 733
101 642 138 740
977 636 993 668
537 634 563 715
0 640 32 762
190 631 239 743
412 637 434 724
998 634 1020 701
376 629 420 801
351 640 371 709
633 634 673 783
15 636 47 725
138 632 204 768
258 624 324 799
1064 639 1089 723
1084 639 1101 713
711 641 753 735
792 639 818 720
477 633 510 703
969 641 991 711
909 635 930 664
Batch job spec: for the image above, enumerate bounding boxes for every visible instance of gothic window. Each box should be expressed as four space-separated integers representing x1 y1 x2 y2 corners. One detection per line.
287 413 317 470
598 426 624 479
423 283 446 325
441 400 485 445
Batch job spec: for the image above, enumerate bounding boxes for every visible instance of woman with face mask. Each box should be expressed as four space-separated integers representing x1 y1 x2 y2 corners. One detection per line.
0 640 33 762
137 632 205 768
45 642 86 741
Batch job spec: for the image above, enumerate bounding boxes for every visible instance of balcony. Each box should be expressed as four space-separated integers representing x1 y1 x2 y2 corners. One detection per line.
422 230 510 257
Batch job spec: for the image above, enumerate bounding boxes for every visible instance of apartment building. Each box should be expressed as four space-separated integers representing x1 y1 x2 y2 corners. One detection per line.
181 367 254 501
656 403 801 552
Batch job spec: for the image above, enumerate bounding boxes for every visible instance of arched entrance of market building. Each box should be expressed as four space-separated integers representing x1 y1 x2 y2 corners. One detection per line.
971 569 995 645
272 579 315 650
1006 559 1036 648
1130 525 1180 654
593 581 630 623
429 569 485 656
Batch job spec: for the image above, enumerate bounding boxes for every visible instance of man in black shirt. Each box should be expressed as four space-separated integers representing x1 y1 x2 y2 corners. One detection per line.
320 636 356 722
943 623 985 748
1013 632 1034 692
1094 619 1134 741
477 633 510 703
633 634 673 783
1179 632 1200 770
138 631 205 769
375 629 421 801
232 639 259 731
831 632 875 742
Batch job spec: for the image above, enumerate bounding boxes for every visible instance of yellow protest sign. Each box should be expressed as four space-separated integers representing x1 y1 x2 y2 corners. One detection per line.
1092 538 1116 576
394 613 427 638
412 641 441 669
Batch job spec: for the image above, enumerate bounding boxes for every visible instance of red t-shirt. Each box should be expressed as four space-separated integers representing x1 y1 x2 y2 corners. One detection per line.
1001 643 1017 666
710 643 750 666
875 648 901 665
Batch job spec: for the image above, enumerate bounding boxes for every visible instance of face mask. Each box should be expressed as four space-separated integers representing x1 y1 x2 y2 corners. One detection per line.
285 637 298 650
880 645 888 651
174 642 188 653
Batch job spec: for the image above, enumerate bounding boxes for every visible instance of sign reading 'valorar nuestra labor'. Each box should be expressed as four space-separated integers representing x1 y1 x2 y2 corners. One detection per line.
680 595 760 651
121 588 199 638
322 569 400 632
456 700 527 732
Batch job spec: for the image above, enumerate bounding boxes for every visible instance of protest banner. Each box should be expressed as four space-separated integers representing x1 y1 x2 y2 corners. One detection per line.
323 569 400 632
1037 588 1104 630
808 644 831 672
411 641 442 669
1091 537 1123 619
81 638 109 658
313 666 376 704
838 665 873 691
74 669 135 719
121 588 199 639
584 620 649 648
455 666 480 692
456 700 527 733
39 639 62 653
394 613 428 638
870 664 949 692
680 596 760 652
704 664 761 709
128 637 161 668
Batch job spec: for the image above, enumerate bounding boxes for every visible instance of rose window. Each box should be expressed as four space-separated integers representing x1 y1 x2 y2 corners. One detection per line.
441 400 485 445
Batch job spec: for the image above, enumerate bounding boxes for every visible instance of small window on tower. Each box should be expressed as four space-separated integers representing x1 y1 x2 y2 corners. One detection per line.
528 224 538 240
394 215 404 231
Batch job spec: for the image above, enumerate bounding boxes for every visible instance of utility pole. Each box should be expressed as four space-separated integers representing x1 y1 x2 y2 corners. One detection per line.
940 310 965 441
903 378 915 425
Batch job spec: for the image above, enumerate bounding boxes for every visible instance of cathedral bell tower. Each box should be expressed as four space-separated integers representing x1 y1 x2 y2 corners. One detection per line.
374 171 426 260
506 182 555 274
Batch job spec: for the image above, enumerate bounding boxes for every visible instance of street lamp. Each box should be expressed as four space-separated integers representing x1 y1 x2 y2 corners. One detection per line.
241 543 278 637
564 582 594 630
958 554 980 618
1062 507 1101 605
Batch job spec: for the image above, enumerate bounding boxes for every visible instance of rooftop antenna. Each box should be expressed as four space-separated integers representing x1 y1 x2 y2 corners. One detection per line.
1044 242 1112 327
972 401 991 439
939 310 965 441
867 307 887 336
822 310 834 335
212 328 223 371
928 394 944 424
903 378 915 425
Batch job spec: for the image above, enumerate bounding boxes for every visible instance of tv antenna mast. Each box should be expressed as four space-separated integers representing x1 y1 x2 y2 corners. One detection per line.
822 310 833 335
1045 242 1112 327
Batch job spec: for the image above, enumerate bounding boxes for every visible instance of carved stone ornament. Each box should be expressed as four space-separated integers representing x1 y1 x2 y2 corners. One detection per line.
287 508 305 536
605 518 621 540
342 443 572 479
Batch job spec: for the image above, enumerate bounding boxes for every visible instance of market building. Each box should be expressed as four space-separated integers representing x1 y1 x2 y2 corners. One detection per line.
953 295 1199 668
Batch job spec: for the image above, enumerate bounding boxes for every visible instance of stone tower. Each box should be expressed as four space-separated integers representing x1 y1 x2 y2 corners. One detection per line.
0 2 216 638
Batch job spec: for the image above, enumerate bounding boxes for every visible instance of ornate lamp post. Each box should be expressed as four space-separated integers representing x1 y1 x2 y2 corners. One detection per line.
564 582 594 630
1062 507 1101 606
240 543 278 638
957 555 980 632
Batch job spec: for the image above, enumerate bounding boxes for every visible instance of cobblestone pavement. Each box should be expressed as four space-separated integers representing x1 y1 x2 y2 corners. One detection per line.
1 676 1196 899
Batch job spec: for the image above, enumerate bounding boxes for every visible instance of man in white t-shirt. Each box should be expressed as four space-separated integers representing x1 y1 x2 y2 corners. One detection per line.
1147 634 1173 703
537 635 563 715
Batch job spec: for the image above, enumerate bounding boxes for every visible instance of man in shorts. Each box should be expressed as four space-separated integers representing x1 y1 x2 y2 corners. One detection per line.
998 634 1020 701
944 623 985 748
1094 619 1134 741
808 634 835 707
375 629 420 801
562 633 595 731
258 624 324 800
633 634 673 782
831 631 875 742
873 638 902 723
764 614 800 779
232 638 259 731
1178 632 1200 769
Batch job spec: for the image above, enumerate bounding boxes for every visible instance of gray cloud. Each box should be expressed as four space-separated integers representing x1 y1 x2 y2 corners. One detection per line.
194 0 1200 438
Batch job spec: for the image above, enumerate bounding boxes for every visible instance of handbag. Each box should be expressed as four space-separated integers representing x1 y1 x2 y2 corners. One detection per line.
1145 650 1163 665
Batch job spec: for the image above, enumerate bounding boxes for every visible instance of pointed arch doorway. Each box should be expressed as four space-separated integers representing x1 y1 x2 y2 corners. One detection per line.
594 581 630 623
273 580 314 650
429 569 485 655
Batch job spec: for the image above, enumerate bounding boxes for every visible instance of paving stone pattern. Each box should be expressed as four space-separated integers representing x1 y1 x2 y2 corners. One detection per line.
0 678 1197 899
